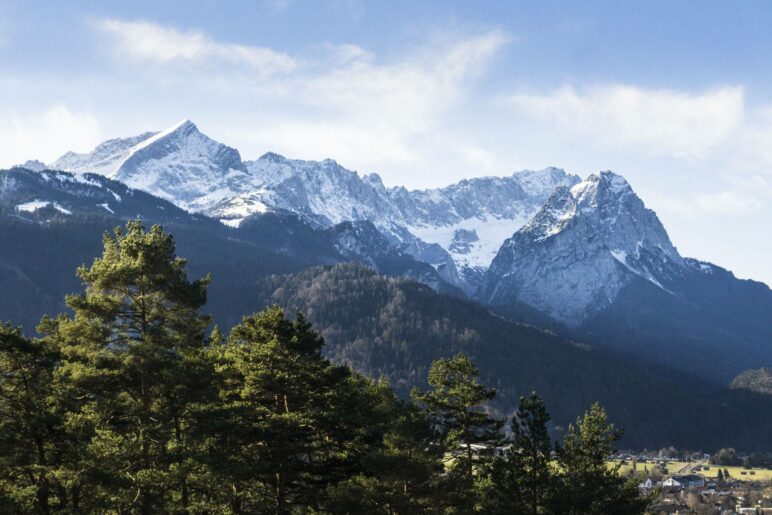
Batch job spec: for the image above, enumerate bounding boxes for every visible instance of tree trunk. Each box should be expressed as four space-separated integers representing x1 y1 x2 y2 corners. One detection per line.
276 471 287 514
175 416 189 512
230 483 243 514
34 436 50 515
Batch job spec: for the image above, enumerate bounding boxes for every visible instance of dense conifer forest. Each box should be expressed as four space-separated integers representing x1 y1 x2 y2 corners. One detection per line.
0 221 651 513
254 264 772 451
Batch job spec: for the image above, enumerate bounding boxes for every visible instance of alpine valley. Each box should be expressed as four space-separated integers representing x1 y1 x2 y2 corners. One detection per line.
2 120 771 449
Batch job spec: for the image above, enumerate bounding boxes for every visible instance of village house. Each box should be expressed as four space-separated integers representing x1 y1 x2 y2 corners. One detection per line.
638 477 658 492
662 475 705 489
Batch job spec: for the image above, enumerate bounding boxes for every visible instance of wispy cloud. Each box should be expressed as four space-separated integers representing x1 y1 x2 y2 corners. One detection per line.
504 85 744 159
92 18 508 170
216 29 510 171
499 82 772 220
95 19 297 75
299 31 509 127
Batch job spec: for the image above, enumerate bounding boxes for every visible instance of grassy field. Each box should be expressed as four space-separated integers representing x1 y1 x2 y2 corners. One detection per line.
608 460 772 482
608 460 692 476
698 464 772 482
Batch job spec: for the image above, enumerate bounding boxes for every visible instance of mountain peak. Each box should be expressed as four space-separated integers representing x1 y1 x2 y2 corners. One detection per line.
138 119 200 146
320 158 340 168
513 167 580 197
482 169 684 325
597 169 631 189
175 118 195 128
258 151 289 164
17 159 47 172
569 170 634 210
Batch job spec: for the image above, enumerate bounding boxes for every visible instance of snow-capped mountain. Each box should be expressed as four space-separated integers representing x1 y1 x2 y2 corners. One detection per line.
238 153 579 286
51 120 251 212
47 121 579 290
480 171 687 325
479 171 772 383
15 120 772 384
52 131 158 176
397 168 579 277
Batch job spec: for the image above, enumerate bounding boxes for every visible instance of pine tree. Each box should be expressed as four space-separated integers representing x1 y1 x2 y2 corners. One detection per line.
328 382 444 513
38 221 213 513
218 306 380 513
552 403 649 515
0 323 64 513
487 392 554 514
412 353 503 511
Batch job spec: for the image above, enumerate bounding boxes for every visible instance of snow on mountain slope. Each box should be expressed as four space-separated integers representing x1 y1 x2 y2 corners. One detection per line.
113 120 251 211
52 131 157 176
401 168 580 275
16 160 47 172
241 153 398 225
45 120 579 290
16 200 72 215
480 171 688 325
49 120 251 211
0 167 210 226
236 154 581 287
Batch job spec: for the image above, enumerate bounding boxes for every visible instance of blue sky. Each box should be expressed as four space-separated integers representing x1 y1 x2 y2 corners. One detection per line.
1 0 771 284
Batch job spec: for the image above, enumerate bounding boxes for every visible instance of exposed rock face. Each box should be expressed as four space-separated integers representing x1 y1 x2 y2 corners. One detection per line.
480 171 685 325
730 368 772 396
448 228 479 254
478 171 772 383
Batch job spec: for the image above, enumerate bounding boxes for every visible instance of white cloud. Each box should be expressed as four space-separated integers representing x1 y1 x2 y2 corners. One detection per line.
326 43 375 67
300 31 508 130
0 105 101 168
733 105 772 171
95 19 297 75
222 30 510 172
504 85 744 159
92 19 509 173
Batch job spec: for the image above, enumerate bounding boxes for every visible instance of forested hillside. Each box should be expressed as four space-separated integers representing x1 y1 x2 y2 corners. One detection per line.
255 263 772 451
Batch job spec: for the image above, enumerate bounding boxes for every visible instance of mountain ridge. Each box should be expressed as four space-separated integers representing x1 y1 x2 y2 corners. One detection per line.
43 120 580 291
22 120 771 384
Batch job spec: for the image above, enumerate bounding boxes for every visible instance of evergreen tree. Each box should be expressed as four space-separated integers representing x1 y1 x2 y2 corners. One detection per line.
487 392 554 514
329 383 443 514
0 323 65 513
38 221 213 513
412 354 503 512
218 306 381 513
552 403 649 515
